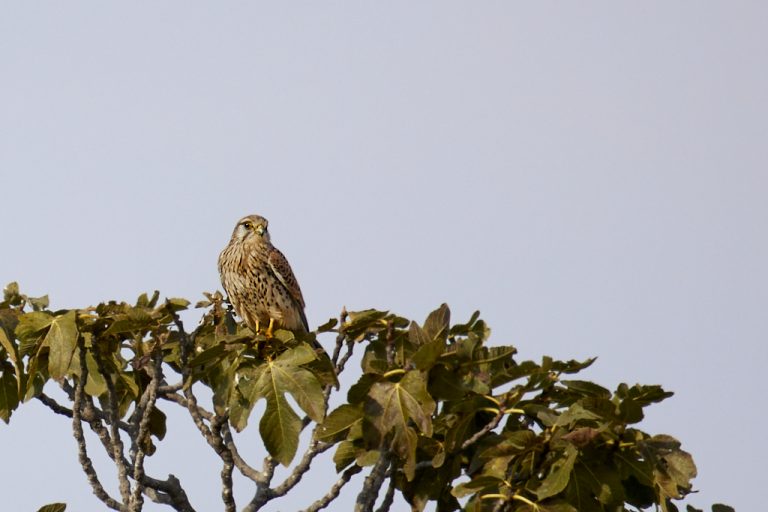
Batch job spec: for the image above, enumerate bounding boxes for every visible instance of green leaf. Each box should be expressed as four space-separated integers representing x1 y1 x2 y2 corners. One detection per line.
0 362 20 423
333 440 357 472
165 297 190 311
15 311 53 347
412 339 445 370
317 404 363 442
46 311 78 381
367 371 435 438
316 317 338 333
259 392 301 466
555 403 602 428
149 407 167 440
28 295 49 311
408 321 431 346
275 343 317 366
451 475 504 498
428 364 467 400
0 327 23 395
3 282 21 304
270 361 325 423
536 444 578 500
423 304 450 342
240 350 325 465
36 504 66 512
561 380 611 399
344 309 389 340
188 343 227 367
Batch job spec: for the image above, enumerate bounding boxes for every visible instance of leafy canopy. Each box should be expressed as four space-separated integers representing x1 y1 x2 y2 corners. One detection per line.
0 283 730 512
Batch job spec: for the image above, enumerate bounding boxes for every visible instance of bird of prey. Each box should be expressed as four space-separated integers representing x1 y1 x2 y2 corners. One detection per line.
218 214 309 338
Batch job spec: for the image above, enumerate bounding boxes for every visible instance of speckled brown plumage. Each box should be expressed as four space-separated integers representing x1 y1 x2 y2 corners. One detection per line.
218 214 309 335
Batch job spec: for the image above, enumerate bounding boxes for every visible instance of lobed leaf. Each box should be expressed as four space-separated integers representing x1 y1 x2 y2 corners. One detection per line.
46 311 78 381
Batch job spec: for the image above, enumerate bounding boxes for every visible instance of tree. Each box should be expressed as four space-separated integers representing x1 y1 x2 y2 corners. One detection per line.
0 283 731 512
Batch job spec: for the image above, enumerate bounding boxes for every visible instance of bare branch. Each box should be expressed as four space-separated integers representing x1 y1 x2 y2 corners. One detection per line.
141 474 195 512
95 352 133 504
272 438 334 497
330 308 348 368
128 344 163 511
211 415 236 512
355 454 391 512
461 409 504 451
37 392 74 417
72 342 123 511
157 389 215 421
242 457 278 512
374 470 395 512
385 320 395 368
302 465 362 512
220 421 262 482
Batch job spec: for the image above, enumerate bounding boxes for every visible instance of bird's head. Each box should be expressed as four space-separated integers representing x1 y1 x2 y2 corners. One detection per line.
232 214 271 244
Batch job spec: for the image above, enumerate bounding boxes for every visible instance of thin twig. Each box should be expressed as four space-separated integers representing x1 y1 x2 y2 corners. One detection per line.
157 389 215 421
355 454 391 512
129 344 163 511
374 469 396 512
330 308 348 368
37 393 74 417
302 465 363 512
220 421 262 482
272 438 334 497
461 409 505 451
96 352 133 504
72 341 123 511
385 320 395 368
211 415 236 512
243 457 278 512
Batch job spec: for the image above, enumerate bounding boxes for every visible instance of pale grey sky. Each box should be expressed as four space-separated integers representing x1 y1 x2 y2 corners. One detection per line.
1 2 765 511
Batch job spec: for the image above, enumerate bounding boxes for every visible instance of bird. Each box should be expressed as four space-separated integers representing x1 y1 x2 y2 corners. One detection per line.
218 214 310 339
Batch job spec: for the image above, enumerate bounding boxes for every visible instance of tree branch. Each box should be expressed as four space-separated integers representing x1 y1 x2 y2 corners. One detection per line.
211 415 236 512
95 352 133 504
461 409 504 451
72 342 123 511
128 344 163 511
220 421 262 482
355 454 391 512
272 438 333 497
374 470 395 512
302 465 362 512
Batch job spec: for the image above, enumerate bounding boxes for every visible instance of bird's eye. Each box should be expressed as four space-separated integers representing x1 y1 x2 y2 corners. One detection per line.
242 221 252 230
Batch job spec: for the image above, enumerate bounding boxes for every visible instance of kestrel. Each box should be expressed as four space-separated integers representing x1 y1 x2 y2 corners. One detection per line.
218 214 309 338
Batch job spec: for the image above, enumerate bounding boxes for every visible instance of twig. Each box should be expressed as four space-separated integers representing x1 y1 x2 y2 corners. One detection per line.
157 389 215 421
302 465 362 512
461 409 505 450
95 352 133 504
355 454 391 512
141 474 195 512
211 415 236 512
171 303 237 511
37 393 74 417
374 469 395 512
272 438 334 497
242 457 278 512
385 320 395 368
220 421 262 482
330 308 348 368
128 344 163 511
72 341 123 511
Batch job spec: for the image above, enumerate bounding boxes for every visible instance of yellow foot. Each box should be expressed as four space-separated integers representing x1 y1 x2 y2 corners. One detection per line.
265 318 275 338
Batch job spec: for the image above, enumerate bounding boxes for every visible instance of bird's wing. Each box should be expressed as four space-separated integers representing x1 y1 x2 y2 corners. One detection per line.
267 247 306 309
